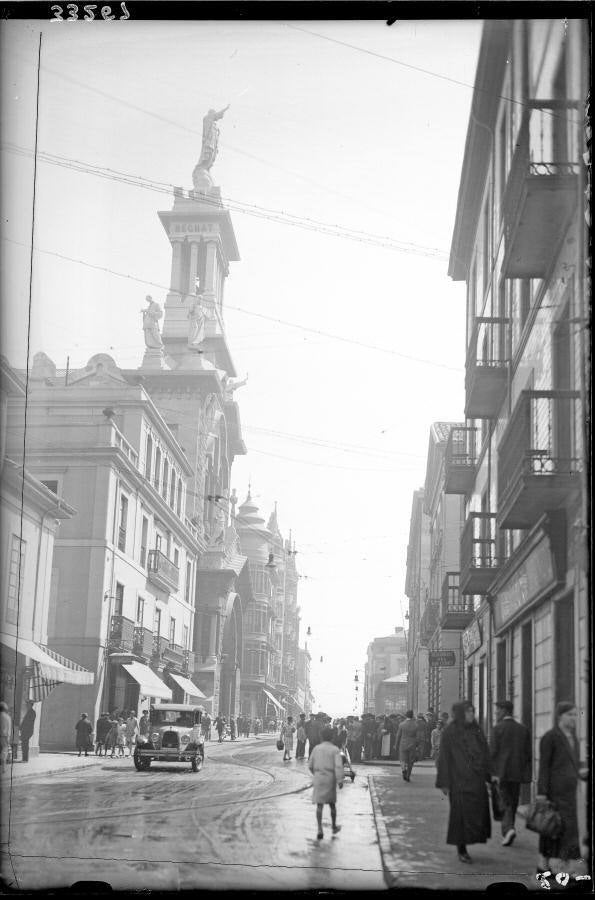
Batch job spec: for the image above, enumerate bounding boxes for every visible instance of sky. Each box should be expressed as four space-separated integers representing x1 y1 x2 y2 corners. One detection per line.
1 17 481 715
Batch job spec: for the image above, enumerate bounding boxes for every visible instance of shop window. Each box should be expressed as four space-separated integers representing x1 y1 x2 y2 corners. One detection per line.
554 596 575 705
496 641 507 702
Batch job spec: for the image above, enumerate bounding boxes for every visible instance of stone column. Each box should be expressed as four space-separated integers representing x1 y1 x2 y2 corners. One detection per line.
204 241 217 295
188 241 200 296
170 239 183 293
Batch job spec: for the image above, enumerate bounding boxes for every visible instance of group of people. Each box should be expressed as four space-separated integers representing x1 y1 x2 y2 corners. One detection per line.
0 700 37 771
435 698 588 874
73 709 150 758
205 713 270 742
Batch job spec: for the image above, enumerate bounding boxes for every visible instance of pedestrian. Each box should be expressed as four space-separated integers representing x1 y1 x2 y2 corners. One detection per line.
254 717 261 736
202 711 212 741
415 713 427 761
489 700 532 847
536 701 589 876
214 713 226 742
430 719 445 765
395 710 419 781
0 702 12 775
280 716 295 761
19 700 36 763
243 717 251 738
308 725 345 840
307 713 322 759
139 709 150 738
236 715 243 738
75 712 93 757
350 717 363 763
116 717 127 757
361 713 375 761
125 710 139 756
435 700 493 864
229 715 236 741
379 716 392 759
106 716 119 757
373 715 384 759
296 714 307 759
95 712 111 755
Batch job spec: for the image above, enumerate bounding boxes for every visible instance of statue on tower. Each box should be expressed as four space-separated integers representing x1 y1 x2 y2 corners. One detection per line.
141 295 163 348
187 285 206 350
193 105 230 193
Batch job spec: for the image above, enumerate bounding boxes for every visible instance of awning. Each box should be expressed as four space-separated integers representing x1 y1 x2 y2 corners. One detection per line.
263 688 285 713
122 662 172 700
0 633 94 685
168 673 206 700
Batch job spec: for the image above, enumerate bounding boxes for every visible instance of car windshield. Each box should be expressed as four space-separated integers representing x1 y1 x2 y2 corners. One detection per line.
153 711 196 727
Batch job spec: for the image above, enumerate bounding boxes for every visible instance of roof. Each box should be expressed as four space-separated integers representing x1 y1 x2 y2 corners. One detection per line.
382 674 408 684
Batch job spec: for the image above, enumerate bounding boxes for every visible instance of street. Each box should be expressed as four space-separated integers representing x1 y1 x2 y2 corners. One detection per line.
1 735 546 892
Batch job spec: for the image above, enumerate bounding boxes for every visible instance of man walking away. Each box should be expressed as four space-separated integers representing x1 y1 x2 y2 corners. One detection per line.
395 710 419 781
490 700 532 847
296 714 307 759
95 712 111 755
19 701 36 763
202 712 212 741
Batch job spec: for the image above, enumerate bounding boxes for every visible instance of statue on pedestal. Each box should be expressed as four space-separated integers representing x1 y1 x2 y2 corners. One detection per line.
199 105 230 170
141 295 163 348
187 289 206 350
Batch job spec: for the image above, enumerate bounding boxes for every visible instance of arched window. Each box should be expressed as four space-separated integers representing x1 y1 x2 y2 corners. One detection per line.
154 448 161 491
162 459 169 501
176 478 183 516
169 467 176 509
145 435 153 480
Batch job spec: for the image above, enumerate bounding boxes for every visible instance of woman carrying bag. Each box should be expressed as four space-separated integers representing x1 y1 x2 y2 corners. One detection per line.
279 716 295 761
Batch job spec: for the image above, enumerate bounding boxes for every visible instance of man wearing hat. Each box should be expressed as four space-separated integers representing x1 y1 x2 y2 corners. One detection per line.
489 700 532 846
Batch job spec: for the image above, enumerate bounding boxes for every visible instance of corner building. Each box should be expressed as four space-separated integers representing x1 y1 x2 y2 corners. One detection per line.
446 18 589 797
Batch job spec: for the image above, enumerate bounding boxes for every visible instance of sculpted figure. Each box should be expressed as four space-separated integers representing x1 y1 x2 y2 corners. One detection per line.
198 105 230 171
188 291 206 349
224 374 248 402
141 295 163 348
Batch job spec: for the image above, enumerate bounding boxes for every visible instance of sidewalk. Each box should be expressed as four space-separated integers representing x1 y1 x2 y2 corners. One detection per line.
368 765 540 891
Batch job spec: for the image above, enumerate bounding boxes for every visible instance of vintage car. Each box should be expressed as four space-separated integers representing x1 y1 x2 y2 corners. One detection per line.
133 704 205 772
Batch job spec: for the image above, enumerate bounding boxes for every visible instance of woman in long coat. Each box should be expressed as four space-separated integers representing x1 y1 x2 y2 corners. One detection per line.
75 713 93 757
280 716 295 761
537 701 587 871
436 700 492 863
308 726 345 840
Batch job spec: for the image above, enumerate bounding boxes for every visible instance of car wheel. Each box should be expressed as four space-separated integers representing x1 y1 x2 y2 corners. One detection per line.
191 756 202 772
134 750 150 771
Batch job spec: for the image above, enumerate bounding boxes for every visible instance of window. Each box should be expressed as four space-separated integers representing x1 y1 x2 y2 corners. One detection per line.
41 479 59 495
169 617 176 645
136 596 145 627
154 607 162 637
114 582 124 617
154 448 161 491
173 547 179 568
177 478 183 517
162 459 169 501
6 535 26 625
140 516 148 567
467 664 474 704
145 435 153 481
155 533 162 552
554 596 575 705
183 624 189 650
185 561 192 604
118 495 128 553
169 468 176 509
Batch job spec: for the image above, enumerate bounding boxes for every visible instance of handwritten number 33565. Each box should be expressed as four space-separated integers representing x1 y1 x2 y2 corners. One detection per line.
50 3 130 20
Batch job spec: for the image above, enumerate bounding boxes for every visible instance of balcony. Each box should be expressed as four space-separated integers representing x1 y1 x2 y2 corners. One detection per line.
497 390 581 528
152 634 169 661
163 643 185 669
502 101 580 278
444 425 479 494
440 572 474 629
109 615 134 651
419 600 440 645
465 319 508 419
460 513 500 595
147 548 179 592
132 625 153 660
182 649 195 675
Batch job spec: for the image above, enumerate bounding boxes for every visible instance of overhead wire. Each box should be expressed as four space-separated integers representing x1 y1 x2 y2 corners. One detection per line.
2 236 463 373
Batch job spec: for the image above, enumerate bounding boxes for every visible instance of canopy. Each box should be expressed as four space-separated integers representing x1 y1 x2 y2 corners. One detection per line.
168 673 206 700
122 662 172 700
0 633 94 685
263 688 285 713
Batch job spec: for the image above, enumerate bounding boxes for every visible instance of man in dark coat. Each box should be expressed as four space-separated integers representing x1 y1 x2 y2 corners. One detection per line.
436 700 493 864
490 700 532 846
19 701 36 763
306 714 322 759
395 710 419 781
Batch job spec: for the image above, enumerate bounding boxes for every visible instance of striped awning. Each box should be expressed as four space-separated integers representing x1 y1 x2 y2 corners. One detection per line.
262 688 285 713
168 673 206 700
0 633 94 685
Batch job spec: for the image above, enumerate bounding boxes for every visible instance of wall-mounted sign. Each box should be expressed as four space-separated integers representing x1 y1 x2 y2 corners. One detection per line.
493 531 558 633
462 620 482 658
429 650 456 667
169 223 219 235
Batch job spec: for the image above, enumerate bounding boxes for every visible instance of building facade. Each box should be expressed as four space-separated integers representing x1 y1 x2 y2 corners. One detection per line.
363 630 407 714
404 488 431 712
446 17 589 803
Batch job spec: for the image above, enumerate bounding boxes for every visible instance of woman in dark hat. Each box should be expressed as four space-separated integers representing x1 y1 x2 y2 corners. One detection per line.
435 700 493 863
536 701 588 874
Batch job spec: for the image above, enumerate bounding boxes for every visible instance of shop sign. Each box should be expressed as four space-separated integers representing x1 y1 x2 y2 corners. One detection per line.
493 533 557 632
462 620 482 658
429 650 456 667
169 222 218 235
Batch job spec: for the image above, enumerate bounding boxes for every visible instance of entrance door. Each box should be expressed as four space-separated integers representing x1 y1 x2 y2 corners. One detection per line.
521 621 533 803
555 595 575 705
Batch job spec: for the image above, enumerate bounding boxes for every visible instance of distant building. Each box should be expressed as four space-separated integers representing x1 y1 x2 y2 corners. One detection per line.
363 630 407 714
404 488 431 712
375 673 408 716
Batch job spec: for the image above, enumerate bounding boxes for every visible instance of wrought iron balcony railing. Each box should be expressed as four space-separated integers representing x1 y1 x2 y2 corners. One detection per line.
444 425 480 494
182 649 195 675
460 513 500 595
147 548 179 592
132 625 153 659
440 572 474 628
502 100 580 278
109 615 135 651
163 643 185 669
152 634 169 661
465 318 509 419
497 390 581 528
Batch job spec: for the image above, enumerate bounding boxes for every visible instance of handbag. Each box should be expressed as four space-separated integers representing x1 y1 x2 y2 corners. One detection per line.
526 800 563 839
276 739 284 751
490 782 505 821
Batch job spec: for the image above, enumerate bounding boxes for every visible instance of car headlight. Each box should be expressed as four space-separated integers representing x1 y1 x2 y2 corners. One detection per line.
151 733 159 742
180 734 190 744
